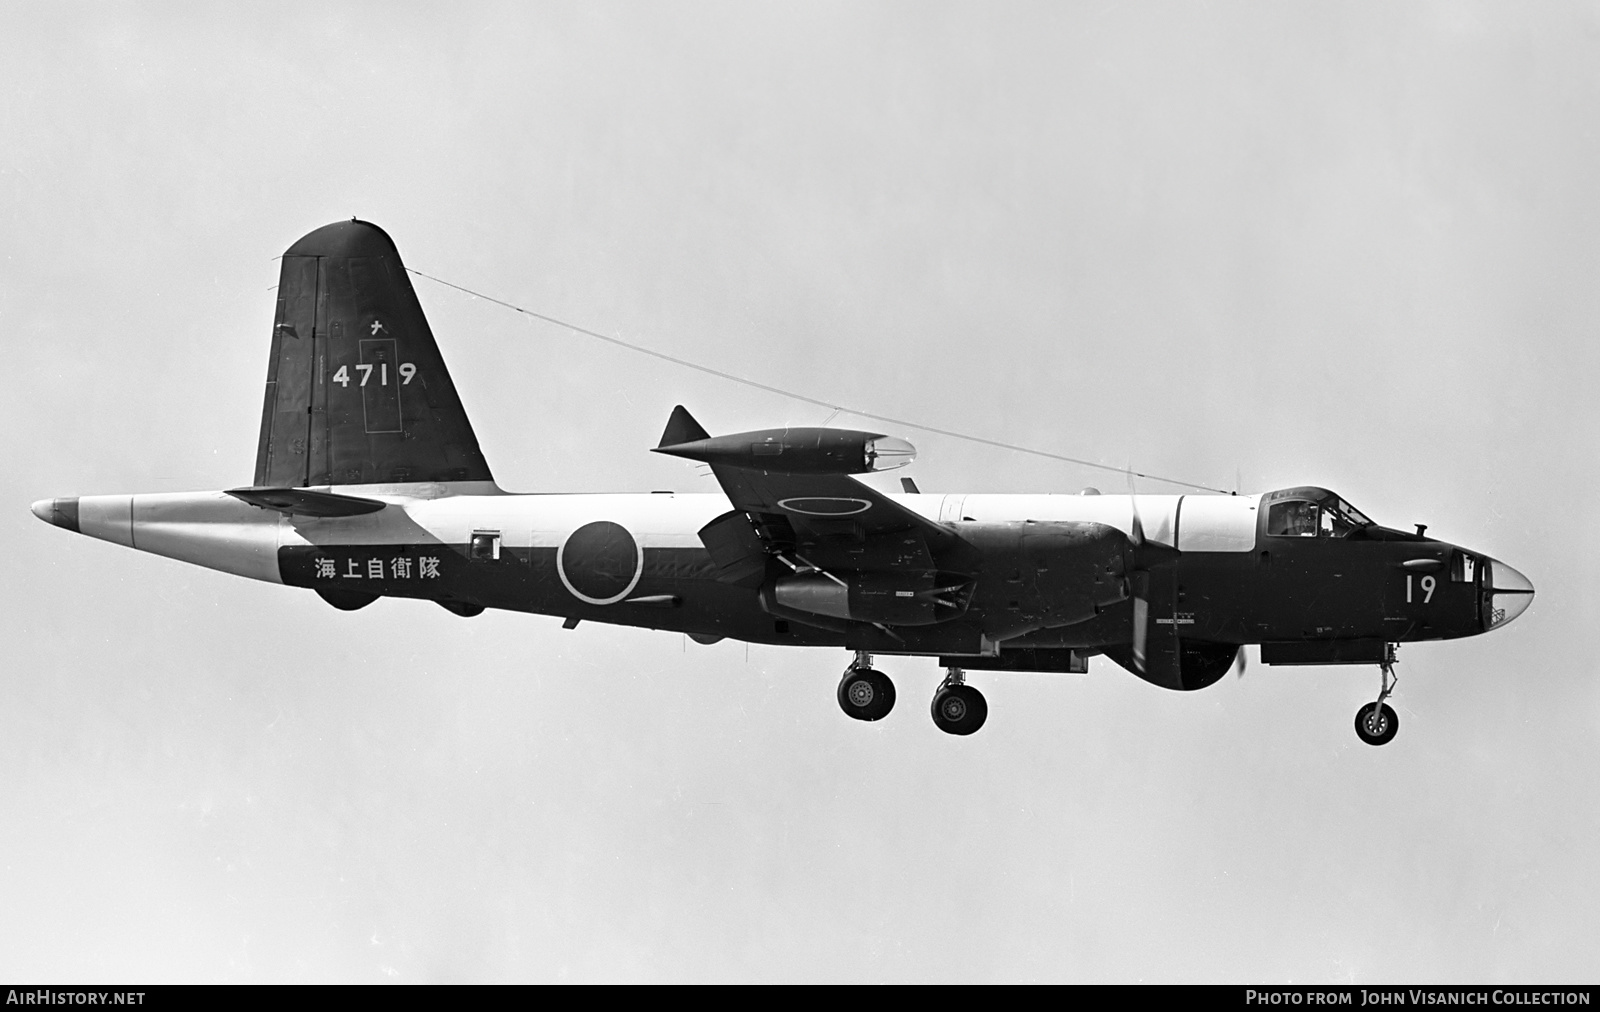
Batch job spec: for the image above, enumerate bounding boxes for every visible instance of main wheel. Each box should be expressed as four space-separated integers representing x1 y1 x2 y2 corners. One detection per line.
837 667 895 722
1354 701 1399 746
931 684 988 736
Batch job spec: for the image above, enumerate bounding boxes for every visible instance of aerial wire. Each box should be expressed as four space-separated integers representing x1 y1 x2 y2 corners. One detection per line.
406 267 1232 494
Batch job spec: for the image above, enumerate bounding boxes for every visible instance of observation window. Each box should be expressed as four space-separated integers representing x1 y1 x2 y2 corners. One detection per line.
470 531 502 560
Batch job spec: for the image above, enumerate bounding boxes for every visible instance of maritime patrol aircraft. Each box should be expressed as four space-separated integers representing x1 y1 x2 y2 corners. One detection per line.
30 220 1535 743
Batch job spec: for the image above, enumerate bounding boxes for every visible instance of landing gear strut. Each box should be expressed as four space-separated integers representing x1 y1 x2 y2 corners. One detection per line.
837 651 895 722
1354 644 1400 746
931 667 987 736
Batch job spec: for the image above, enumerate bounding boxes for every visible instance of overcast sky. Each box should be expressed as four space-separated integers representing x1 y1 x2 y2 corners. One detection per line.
3 1 1596 983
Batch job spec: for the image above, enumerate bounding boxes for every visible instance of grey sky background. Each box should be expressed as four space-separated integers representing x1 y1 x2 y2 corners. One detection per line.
3 1 1595 982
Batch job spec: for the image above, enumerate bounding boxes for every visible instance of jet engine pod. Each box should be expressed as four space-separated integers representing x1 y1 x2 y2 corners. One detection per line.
767 572 942 626
654 426 915 475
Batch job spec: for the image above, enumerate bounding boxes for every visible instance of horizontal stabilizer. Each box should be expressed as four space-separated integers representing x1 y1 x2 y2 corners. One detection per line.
225 487 387 517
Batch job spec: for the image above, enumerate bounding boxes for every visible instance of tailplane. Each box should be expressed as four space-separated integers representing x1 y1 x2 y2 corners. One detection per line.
254 219 493 488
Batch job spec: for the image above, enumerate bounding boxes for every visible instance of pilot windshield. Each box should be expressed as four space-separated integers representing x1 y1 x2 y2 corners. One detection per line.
1320 497 1373 537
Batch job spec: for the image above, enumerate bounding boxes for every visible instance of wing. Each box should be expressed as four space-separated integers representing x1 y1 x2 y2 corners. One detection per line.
708 464 962 574
656 406 971 582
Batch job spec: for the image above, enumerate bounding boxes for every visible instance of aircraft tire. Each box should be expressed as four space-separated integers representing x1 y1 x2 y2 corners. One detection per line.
1354 701 1399 746
931 684 987 736
837 667 895 722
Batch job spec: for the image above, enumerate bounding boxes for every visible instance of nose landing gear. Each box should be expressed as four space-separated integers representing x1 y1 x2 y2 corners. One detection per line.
1354 644 1400 746
931 667 988 736
836 651 896 721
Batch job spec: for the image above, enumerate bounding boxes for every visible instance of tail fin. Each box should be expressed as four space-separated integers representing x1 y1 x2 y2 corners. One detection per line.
253 219 493 488
657 405 711 448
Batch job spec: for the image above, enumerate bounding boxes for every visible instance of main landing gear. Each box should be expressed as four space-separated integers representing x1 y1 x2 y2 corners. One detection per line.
1354 644 1401 746
931 668 987 736
837 652 895 722
834 655 989 735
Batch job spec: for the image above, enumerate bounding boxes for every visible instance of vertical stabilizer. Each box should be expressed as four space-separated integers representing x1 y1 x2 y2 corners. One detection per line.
254 219 493 488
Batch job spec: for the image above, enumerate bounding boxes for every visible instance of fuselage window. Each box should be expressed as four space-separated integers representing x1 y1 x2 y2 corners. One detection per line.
1452 551 1478 584
470 531 502 560
1267 500 1319 537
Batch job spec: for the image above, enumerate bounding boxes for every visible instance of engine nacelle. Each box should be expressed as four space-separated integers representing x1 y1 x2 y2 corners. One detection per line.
954 520 1131 640
1102 641 1238 691
654 426 915 474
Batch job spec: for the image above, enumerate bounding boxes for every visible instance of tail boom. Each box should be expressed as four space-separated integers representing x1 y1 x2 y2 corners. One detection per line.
32 492 284 584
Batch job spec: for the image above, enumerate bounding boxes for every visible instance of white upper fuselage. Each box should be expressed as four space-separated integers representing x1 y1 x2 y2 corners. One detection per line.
57 485 1264 585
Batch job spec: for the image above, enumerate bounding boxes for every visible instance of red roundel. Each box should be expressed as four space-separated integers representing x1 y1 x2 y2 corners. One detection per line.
557 521 642 605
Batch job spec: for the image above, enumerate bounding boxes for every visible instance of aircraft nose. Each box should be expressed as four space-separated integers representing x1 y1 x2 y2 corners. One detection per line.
1483 557 1535 631
30 498 80 532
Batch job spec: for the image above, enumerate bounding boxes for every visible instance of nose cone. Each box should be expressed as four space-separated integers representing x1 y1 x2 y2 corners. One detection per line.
30 498 79 532
1484 557 1535 630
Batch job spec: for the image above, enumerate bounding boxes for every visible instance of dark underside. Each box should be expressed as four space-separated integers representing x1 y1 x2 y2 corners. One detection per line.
280 538 1476 661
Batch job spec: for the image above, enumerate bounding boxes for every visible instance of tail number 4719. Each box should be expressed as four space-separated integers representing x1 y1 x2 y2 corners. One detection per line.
333 363 417 387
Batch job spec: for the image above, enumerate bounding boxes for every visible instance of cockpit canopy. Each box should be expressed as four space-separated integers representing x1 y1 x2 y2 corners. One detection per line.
1263 487 1374 539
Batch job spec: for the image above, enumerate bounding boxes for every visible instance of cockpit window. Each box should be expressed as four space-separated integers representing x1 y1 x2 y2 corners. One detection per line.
1266 493 1373 539
1334 498 1372 526
1320 498 1372 538
1267 500 1319 537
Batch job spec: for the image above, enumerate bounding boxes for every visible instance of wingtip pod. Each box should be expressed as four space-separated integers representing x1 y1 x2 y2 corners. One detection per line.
863 435 916 472
653 407 916 475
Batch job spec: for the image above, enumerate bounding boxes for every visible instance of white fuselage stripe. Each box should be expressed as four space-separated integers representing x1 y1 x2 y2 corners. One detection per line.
64 489 1266 585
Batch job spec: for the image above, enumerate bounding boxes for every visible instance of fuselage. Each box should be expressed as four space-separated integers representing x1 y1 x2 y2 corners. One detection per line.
31 484 1533 661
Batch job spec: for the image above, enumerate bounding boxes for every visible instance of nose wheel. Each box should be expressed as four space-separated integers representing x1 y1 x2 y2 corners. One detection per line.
837 652 895 722
931 668 987 736
1354 645 1400 746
